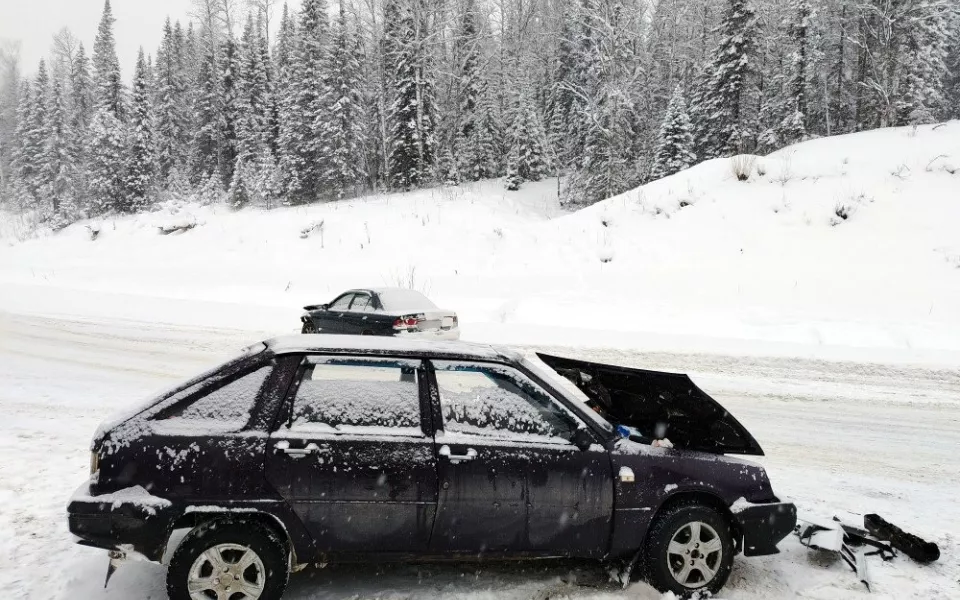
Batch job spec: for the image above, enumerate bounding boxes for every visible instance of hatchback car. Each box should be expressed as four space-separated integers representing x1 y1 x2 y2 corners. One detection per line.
300 288 459 339
68 336 795 599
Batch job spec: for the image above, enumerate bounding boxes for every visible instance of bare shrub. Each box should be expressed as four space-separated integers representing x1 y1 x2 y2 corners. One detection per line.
387 265 431 295
730 155 757 181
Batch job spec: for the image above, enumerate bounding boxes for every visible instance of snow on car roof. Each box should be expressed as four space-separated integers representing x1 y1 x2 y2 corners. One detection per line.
266 334 517 361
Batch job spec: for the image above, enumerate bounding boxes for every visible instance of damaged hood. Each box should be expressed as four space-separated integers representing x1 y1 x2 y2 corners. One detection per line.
537 353 764 456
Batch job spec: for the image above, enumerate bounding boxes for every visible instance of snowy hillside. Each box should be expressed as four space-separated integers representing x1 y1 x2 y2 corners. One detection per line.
2 122 960 364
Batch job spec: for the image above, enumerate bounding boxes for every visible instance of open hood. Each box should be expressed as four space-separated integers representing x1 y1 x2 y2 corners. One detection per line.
537 353 764 456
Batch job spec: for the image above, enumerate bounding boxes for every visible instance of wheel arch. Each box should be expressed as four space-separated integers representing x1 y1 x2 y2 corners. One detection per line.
165 509 298 566
649 490 742 554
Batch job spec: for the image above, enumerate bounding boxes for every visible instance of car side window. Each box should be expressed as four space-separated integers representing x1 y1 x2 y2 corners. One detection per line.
432 361 579 443
328 294 354 310
151 365 272 433
281 357 423 436
349 294 375 312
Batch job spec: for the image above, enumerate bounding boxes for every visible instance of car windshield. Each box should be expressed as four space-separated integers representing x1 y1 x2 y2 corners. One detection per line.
377 289 437 312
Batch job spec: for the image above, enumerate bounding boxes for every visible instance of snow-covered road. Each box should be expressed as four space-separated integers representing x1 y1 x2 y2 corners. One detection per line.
1 311 958 600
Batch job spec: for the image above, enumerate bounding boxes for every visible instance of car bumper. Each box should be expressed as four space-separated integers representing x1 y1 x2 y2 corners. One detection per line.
397 327 461 341
67 482 174 562
733 499 797 557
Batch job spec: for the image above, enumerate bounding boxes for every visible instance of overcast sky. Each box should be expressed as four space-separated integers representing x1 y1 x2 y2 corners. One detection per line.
1 0 301 81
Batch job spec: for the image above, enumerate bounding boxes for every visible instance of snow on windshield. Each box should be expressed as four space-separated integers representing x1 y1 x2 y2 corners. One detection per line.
377 289 437 312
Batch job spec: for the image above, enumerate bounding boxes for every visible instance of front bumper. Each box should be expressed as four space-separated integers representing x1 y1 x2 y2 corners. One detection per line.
733 499 797 557
67 482 174 562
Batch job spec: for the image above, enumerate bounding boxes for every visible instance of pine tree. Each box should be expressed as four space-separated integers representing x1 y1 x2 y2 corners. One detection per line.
947 11 960 118
71 43 94 131
127 48 154 211
386 0 436 191
650 85 696 180
93 0 123 118
694 0 761 158
322 6 367 198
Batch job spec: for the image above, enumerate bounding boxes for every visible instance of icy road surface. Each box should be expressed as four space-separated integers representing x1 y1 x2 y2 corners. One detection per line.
1 311 958 600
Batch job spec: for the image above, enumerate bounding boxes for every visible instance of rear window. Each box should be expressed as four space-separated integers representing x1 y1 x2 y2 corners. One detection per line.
282 358 423 436
376 290 436 312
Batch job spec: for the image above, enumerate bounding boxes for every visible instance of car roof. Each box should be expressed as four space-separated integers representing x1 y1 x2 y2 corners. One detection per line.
265 334 518 362
343 287 428 296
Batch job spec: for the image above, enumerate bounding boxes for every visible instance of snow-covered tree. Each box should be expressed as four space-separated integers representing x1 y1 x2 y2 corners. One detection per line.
92 0 123 118
41 77 72 216
191 48 221 181
693 0 761 158
385 0 435 191
454 0 500 182
322 6 367 199
154 19 189 182
86 108 126 214
19 62 49 204
503 90 549 191
127 48 154 211
650 85 696 180
895 0 953 125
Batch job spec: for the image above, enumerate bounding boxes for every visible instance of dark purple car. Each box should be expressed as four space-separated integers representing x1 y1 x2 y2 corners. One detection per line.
68 336 795 599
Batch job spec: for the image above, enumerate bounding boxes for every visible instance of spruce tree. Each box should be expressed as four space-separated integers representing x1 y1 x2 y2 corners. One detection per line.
386 0 436 191
127 48 154 211
895 0 952 125
694 0 760 158
650 85 696 180
784 0 814 142
218 38 241 186
192 49 221 181
86 109 126 214
323 6 367 198
503 90 548 191
20 62 49 205
454 0 500 181
41 77 71 216
93 0 123 118
155 19 188 182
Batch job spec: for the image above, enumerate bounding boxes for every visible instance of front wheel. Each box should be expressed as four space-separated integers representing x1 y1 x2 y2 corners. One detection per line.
301 321 317 334
641 503 735 597
167 520 289 600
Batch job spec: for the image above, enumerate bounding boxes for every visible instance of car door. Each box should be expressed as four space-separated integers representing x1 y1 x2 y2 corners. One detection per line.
315 293 355 333
341 292 377 334
426 360 613 558
264 355 439 555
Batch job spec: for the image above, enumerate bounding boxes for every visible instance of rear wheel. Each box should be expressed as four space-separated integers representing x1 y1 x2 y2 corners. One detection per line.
167 520 289 600
641 503 734 597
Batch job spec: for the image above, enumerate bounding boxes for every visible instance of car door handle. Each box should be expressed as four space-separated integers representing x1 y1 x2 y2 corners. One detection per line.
438 445 477 464
275 441 323 458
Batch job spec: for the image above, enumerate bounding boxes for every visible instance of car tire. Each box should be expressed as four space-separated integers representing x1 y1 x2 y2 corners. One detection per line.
167 519 289 600
641 502 735 597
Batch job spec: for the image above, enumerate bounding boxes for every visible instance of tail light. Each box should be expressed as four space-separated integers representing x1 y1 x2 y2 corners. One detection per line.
392 315 422 330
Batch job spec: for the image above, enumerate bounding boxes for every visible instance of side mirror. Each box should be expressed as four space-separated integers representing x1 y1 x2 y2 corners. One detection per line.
573 428 594 451
320 304 329 310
